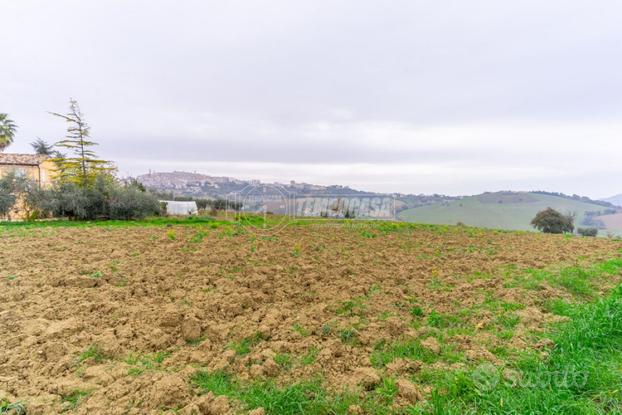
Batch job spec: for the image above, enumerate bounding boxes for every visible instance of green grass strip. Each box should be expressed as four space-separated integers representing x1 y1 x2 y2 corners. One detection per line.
0 216 225 229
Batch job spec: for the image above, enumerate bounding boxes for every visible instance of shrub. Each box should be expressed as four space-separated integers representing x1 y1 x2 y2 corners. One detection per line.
0 188 16 218
195 198 210 210
207 199 242 211
0 171 35 219
531 208 574 234
578 227 598 237
108 186 162 220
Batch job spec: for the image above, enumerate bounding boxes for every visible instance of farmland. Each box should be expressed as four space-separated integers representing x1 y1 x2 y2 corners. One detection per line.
1 218 622 414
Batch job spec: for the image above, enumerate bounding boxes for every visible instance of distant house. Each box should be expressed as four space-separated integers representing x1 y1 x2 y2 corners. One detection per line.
0 153 56 219
0 153 56 187
160 200 198 216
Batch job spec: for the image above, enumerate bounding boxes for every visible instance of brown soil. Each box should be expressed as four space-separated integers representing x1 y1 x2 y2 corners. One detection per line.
0 223 620 414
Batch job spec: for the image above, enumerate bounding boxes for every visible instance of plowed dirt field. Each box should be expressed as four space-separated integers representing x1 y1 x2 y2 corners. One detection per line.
1 221 621 414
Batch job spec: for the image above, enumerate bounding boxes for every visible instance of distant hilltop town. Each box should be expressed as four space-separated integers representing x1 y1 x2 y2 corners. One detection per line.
135 171 456 211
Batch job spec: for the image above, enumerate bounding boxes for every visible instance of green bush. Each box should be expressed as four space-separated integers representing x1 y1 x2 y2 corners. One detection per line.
577 227 598 237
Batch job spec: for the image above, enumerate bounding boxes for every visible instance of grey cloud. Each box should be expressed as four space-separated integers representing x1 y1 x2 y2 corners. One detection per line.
2 0 622 197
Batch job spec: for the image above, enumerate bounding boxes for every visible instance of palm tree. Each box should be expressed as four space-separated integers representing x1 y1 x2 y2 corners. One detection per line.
0 113 17 152
30 138 55 156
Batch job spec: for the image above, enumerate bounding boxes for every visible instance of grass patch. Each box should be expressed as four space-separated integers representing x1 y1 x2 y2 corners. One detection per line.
336 297 367 317
425 281 622 414
360 230 377 238
301 347 319 366
338 328 359 345
543 298 576 316
555 266 594 297
125 351 169 376
512 258 622 299
427 310 463 329
228 333 265 356
371 339 437 367
191 371 235 396
186 336 205 346
372 377 398 405
89 270 103 279
189 230 208 243
0 399 26 415
274 353 293 370
78 345 106 364
480 292 525 312
192 369 426 414
410 305 425 318
292 323 310 337
61 390 89 410
191 372 359 415
494 312 520 330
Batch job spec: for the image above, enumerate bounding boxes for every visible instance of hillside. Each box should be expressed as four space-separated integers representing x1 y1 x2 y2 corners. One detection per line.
398 191 616 232
603 194 622 207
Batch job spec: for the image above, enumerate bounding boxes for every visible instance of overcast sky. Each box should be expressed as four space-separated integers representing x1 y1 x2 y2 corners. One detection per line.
2 0 621 198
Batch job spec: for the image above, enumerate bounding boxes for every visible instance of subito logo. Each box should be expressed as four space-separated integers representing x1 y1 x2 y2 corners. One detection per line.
472 363 501 393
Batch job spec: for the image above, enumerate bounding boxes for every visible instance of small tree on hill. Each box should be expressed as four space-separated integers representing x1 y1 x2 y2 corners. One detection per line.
531 208 574 234
50 99 114 187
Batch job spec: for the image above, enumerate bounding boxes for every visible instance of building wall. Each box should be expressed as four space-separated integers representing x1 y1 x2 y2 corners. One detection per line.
0 159 56 185
0 160 56 220
38 160 56 186
0 164 41 182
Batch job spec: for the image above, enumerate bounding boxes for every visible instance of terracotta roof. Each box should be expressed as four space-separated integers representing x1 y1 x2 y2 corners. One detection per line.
0 153 49 166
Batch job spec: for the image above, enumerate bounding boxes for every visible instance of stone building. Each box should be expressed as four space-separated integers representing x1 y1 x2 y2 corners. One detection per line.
0 153 56 219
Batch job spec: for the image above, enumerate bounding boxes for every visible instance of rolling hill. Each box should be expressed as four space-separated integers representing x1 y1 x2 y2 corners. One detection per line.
603 194 622 207
398 191 617 232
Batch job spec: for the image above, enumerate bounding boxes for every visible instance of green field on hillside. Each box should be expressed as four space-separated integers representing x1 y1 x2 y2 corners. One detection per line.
398 192 609 231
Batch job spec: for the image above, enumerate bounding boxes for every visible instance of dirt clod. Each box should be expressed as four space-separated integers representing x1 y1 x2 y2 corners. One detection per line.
182 316 202 342
386 358 421 375
151 374 190 407
396 378 422 403
351 367 381 390
421 336 441 354
348 404 364 414
161 306 183 328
